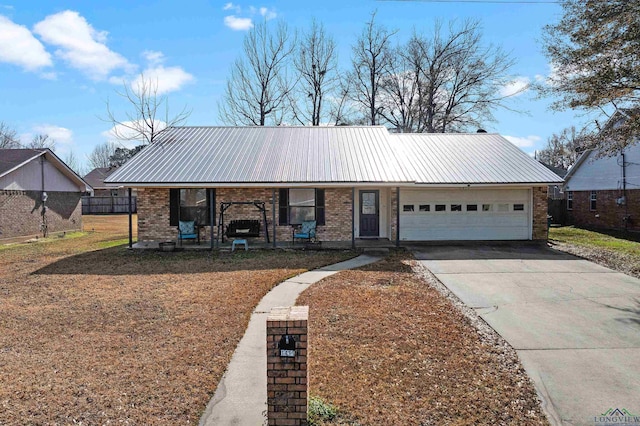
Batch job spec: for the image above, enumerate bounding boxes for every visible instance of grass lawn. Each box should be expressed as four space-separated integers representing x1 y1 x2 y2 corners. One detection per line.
297 252 548 426
549 226 640 278
0 216 354 424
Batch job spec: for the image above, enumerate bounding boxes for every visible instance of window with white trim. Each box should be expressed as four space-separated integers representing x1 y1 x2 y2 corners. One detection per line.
567 191 573 210
590 191 597 211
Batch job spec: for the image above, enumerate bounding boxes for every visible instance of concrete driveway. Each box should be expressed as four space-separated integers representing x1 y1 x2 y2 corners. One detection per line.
412 244 640 426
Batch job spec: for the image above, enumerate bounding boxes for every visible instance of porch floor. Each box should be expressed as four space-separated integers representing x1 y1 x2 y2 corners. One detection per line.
131 238 396 251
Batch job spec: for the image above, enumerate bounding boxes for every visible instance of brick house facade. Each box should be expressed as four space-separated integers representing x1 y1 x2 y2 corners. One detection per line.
0 190 83 240
135 185 550 243
0 149 89 240
566 189 639 232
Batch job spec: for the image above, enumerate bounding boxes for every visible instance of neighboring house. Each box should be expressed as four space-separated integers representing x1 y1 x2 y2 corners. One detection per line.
563 140 640 232
82 167 137 214
0 149 92 240
105 126 561 246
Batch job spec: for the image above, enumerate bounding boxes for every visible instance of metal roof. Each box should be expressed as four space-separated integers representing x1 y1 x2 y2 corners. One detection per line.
106 127 562 187
106 126 414 185
391 133 563 184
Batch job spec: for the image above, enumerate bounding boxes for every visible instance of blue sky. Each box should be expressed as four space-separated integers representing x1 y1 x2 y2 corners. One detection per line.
0 0 580 173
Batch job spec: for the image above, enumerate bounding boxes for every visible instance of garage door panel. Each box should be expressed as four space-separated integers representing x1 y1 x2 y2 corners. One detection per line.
399 189 530 241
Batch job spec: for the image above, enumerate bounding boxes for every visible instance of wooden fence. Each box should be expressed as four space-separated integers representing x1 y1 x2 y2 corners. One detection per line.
82 196 137 214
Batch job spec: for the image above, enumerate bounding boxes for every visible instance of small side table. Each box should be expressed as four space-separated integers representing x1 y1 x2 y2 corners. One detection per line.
231 239 248 252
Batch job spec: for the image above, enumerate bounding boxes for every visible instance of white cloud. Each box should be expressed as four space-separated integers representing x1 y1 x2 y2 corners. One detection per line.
223 2 241 13
33 10 133 80
142 50 164 66
259 7 277 20
132 65 194 95
0 15 52 71
499 76 530 98
34 124 73 145
101 120 167 148
224 15 253 31
504 135 541 148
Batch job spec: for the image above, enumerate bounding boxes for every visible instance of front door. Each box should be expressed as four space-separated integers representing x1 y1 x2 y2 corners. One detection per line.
359 190 379 237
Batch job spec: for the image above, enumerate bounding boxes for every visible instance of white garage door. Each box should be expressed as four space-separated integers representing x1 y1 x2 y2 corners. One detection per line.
399 188 530 241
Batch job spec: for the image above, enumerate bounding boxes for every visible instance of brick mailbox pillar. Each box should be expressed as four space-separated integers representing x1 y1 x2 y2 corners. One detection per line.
267 306 309 426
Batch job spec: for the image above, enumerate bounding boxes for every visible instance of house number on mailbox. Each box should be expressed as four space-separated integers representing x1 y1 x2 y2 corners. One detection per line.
278 334 296 358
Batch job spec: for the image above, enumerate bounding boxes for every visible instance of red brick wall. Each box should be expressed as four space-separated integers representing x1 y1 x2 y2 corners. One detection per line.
0 190 82 240
136 187 354 243
532 186 549 240
267 306 308 426
568 189 639 232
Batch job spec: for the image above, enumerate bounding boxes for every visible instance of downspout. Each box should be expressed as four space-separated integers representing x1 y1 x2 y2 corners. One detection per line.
622 151 628 231
40 155 48 238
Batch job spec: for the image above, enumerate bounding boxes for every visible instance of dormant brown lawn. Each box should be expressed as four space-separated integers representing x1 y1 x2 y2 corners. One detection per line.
0 216 353 424
297 253 549 425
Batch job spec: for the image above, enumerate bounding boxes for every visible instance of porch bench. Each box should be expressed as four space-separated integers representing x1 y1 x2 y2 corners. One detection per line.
226 219 261 238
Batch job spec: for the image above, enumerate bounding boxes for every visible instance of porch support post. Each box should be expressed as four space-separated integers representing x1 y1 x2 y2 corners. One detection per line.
396 186 400 247
351 187 355 250
128 187 133 249
209 188 214 250
272 189 277 248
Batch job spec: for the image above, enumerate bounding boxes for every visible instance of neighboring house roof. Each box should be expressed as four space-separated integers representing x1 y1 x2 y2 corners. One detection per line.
106 126 562 187
539 162 568 179
83 167 115 190
0 148 92 192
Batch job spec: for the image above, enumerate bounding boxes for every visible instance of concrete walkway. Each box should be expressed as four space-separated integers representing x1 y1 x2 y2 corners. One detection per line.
199 254 381 426
413 245 640 426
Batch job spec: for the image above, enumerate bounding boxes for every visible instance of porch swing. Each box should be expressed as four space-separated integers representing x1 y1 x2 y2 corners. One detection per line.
216 200 270 246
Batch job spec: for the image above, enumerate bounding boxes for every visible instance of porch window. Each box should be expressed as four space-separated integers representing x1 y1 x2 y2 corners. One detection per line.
278 189 325 225
590 191 597 210
169 188 215 226
567 191 573 210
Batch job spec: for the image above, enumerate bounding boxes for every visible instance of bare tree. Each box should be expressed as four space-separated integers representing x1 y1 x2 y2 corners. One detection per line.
401 20 517 133
540 0 640 154
379 44 421 132
537 126 586 169
0 122 20 148
351 11 397 126
88 141 117 169
64 150 84 176
104 75 191 145
26 133 56 150
219 20 295 126
291 20 339 125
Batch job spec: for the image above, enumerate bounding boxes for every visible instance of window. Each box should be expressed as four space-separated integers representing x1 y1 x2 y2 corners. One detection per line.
169 188 214 226
279 189 325 225
451 204 462 212
567 191 573 210
419 204 430 212
110 189 119 197
513 204 524 211
590 191 597 210
435 204 446 212
403 204 415 212
466 204 478 212
497 204 509 212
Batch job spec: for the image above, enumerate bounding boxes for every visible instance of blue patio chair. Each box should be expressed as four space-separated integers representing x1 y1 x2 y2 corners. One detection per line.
292 220 317 245
178 220 199 246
